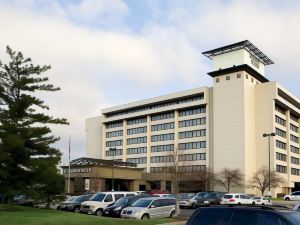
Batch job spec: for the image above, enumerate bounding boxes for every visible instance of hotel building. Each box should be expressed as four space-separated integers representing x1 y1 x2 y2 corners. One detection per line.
85 40 300 196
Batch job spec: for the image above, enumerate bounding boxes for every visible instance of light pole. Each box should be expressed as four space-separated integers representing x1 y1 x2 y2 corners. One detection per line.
109 147 117 191
263 132 276 196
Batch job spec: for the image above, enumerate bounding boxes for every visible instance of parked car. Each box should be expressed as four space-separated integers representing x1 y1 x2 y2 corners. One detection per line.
179 194 201 208
251 196 272 205
197 192 226 205
80 191 137 216
103 195 151 217
220 193 253 205
186 205 300 225
60 194 93 212
121 197 175 220
57 196 77 210
284 192 300 201
13 195 34 207
196 192 208 198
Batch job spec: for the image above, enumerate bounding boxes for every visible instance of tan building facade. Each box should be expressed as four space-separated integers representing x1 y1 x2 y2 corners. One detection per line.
86 40 300 196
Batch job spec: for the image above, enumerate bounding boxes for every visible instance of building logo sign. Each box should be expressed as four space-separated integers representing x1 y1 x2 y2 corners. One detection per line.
249 53 260 69
63 167 92 174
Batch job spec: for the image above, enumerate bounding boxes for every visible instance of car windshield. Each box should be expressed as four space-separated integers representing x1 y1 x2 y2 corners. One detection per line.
90 193 106 202
284 212 300 225
223 195 233 199
131 199 152 207
65 196 77 202
128 197 140 206
180 195 195 200
252 197 261 200
114 197 128 206
205 193 217 198
74 195 90 202
197 193 207 197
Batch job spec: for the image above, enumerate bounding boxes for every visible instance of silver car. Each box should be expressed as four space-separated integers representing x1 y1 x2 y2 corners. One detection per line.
121 197 175 220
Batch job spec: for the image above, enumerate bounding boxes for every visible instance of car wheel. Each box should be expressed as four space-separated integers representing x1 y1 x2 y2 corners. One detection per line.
262 203 265 205
285 197 290 201
95 209 103 216
192 203 196 209
252 202 255 205
141 214 150 220
74 206 80 213
238 202 241 205
57 206 61 211
169 210 175 218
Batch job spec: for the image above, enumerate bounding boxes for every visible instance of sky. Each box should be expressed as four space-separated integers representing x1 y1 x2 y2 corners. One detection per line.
1 0 300 165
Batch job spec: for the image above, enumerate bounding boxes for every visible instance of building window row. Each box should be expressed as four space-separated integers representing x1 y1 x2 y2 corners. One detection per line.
151 155 174 163
291 145 300 154
290 114 299 123
151 144 174 153
178 165 206 173
179 153 206 161
291 168 300 176
275 128 286 138
276 140 286 150
106 140 123 147
179 107 206 117
127 126 147 135
127 137 147 145
276 165 287 174
179 129 206 139
106 94 204 118
291 157 300 165
275 105 286 115
105 149 123 156
151 122 174 132
291 134 299 143
151 133 174 142
151 112 174 121
106 130 123 138
150 167 170 173
290 124 299 133
106 121 123 129
179 118 206 128
276 152 287 162
127 117 147 125
275 116 286 126
127 157 147 164
178 141 206 150
127 147 147 155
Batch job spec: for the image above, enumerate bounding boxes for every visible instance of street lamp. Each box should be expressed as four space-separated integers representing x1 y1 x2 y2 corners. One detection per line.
109 147 117 191
263 132 276 196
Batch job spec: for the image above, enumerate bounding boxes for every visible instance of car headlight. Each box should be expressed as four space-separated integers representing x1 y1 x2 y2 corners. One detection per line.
113 206 122 211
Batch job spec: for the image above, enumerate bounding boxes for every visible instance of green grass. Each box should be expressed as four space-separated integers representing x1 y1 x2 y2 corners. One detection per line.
0 205 175 225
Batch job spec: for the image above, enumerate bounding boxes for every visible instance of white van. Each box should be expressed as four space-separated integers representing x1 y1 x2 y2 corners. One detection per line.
81 191 137 216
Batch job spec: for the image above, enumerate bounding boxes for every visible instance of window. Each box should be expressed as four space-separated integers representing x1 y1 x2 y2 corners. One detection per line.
179 141 206 150
106 140 123 147
290 124 299 133
151 112 174 121
178 165 206 172
291 157 299 165
291 145 299 154
275 116 286 126
276 152 286 162
114 194 124 200
106 121 123 129
127 127 147 135
127 157 147 164
290 114 299 122
151 133 174 142
106 130 123 138
276 128 286 138
237 74 241 78
127 137 147 145
179 107 206 117
251 78 254 82
104 194 113 202
179 153 206 161
290 134 299 143
292 168 300 176
151 155 174 163
127 147 147 155
226 76 230 80
216 78 220 83
179 118 206 128
105 149 123 156
127 117 147 125
276 165 287 173
275 105 285 115
150 167 170 173
276 140 286 150
179 129 206 139
246 74 248 79
151 122 174 132
151 144 174 152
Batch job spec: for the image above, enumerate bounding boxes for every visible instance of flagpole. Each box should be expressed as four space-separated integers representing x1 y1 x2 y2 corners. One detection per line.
67 135 71 194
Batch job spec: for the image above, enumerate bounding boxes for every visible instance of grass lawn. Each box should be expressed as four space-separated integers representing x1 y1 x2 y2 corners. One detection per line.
0 205 176 225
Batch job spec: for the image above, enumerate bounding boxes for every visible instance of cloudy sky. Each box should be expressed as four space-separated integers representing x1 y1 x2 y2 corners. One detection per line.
1 0 300 165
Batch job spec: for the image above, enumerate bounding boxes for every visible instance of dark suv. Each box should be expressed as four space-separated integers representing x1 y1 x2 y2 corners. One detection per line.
186 206 300 225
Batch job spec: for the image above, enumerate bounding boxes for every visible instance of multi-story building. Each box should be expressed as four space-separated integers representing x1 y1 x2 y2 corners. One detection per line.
86 40 300 196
